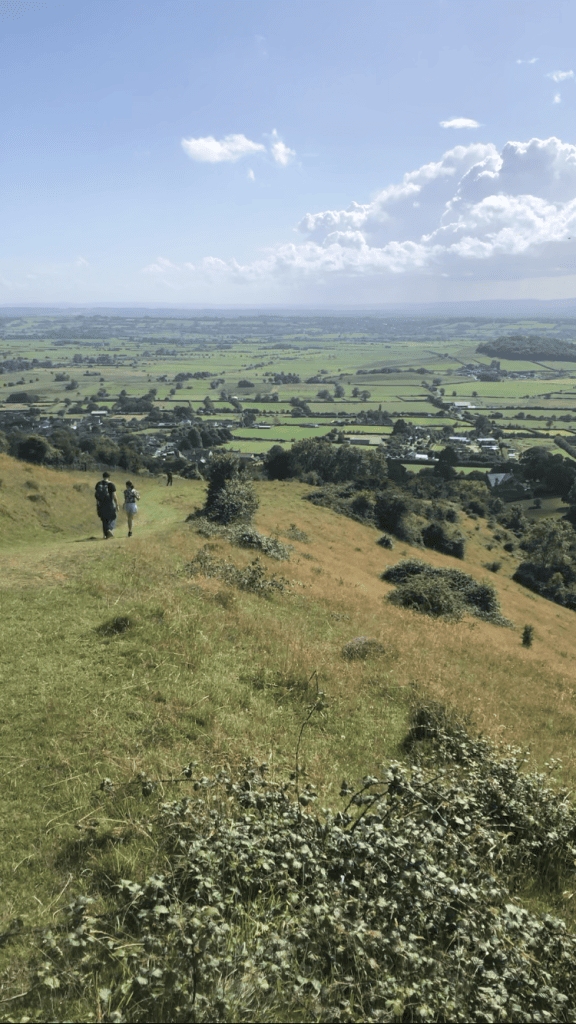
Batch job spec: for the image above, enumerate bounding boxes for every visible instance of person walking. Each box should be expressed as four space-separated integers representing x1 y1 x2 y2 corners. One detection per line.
166 470 173 486
123 480 140 537
95 471 119 539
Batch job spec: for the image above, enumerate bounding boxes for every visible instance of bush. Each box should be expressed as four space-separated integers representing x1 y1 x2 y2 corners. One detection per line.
197 454 259 525
383 559 512 625
421 522 465 559
376 533 394 549
194 521 292 560
13 716 576 1022
389 574 464 619
186 547 289 596
522 624 535 647
204 479 259 524
374 492 408 534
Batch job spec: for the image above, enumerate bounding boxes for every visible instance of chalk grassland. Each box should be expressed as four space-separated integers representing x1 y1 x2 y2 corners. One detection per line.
1 455 576 1015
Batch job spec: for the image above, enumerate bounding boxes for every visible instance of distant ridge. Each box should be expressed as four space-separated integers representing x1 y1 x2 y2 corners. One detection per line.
3 298 576 318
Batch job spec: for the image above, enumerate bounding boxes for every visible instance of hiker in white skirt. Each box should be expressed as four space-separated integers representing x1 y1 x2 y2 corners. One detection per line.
123 480 140 537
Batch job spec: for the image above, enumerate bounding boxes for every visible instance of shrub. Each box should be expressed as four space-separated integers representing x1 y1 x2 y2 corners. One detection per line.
421 522 465 559
522 624 535 647
11 717 576 1022
374 492 408 534
195 520 292 560
389 573 464 619
205 479 259 525
285 523 309 543
376 533 394 549
383 559 512 625
466 499 487 517
185 547 289 596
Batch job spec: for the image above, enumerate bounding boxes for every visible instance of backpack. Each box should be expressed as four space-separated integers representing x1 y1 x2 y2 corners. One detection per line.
125 488 137 504
95 479 111 506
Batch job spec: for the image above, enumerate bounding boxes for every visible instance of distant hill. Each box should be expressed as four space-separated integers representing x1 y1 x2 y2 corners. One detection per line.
477 334 576 361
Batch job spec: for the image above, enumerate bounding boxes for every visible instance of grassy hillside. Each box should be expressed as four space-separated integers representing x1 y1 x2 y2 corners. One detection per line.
1 456 576 1020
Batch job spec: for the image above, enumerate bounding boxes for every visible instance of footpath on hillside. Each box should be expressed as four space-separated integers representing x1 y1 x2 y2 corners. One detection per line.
0 473 202 588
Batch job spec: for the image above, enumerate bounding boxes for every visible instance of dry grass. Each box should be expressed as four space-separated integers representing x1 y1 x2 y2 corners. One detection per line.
2 458 576 1007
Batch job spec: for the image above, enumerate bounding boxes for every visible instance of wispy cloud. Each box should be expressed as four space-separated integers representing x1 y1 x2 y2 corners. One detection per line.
516 57 539 64
181 133 266 162
75 256 89 267
547 70 574 82
553 93 562 104
440 118 480 129
248 168 255 181
270 129 296 165
142 256 180 275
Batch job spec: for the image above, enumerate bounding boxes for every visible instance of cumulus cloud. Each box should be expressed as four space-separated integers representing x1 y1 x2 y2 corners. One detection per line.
270 129 296 165
440 118 480 129
181 133 266 162
144 136 576 300
181 128 295 168
547 70 574 82
143 256 180 275
554 93 561 103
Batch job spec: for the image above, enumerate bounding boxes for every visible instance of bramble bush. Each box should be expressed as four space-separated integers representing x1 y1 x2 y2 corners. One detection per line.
26 706 576 1023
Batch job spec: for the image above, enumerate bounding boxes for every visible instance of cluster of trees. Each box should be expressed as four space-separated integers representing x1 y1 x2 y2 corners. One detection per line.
477 335 576 360
262 437 576 583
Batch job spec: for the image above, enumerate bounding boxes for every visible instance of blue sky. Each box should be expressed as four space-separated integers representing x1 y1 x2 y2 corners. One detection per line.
3 0 576 305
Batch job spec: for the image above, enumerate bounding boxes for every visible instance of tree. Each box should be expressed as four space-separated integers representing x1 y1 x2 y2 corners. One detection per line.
16 434 59 465
392 419 410 436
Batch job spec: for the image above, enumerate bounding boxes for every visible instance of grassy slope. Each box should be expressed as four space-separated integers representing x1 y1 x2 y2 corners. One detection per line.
1 455 576 1012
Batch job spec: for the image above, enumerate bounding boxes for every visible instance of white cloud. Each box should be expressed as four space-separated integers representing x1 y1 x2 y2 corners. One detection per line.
181 133 266 162
440 118 480 129
248 168 255 181
75 256 89 267
554 93 561 104
516 57 539 64
547 70 574 82
270 129 296 165
141 136 576 301
143 256 180 275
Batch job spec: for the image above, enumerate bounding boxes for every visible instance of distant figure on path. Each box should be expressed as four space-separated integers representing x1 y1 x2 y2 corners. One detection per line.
123 480 140 537
166 470 173 486
95 471 119 539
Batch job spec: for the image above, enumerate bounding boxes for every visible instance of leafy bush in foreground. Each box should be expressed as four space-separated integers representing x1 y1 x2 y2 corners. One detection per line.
382 559 512 626
29 709 576 1023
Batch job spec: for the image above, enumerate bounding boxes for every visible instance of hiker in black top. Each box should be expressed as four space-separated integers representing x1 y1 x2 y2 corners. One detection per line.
95 472 119 538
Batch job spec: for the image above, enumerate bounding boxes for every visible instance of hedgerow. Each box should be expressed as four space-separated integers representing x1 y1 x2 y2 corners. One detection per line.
23 706 576 1023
